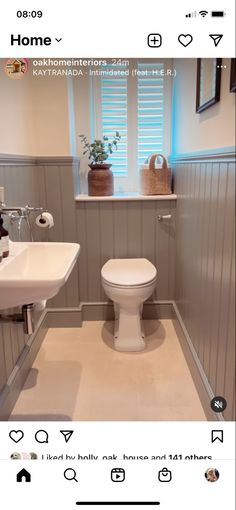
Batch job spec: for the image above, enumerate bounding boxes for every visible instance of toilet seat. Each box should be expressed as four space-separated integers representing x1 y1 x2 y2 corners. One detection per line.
101 258 157 287
102 276 157 290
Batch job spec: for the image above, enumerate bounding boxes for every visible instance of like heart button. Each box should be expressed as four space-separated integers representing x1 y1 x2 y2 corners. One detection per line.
178 34 193 47
9 430 24 443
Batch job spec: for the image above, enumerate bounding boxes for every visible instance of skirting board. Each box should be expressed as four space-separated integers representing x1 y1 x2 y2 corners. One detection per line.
45 301 175 326
81 301 175 321
45 308 82 328
0 301 221 422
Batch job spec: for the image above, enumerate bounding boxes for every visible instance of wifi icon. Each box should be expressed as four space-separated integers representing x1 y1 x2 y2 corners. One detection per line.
199 10 208 17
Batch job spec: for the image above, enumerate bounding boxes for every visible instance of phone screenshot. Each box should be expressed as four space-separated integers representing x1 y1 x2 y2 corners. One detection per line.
0 1 235 508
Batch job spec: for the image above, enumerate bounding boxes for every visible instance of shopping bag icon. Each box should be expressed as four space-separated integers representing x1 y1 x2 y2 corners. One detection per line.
158 467 172 482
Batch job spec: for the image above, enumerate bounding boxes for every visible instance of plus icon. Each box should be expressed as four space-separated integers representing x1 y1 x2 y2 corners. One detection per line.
148 33 162 48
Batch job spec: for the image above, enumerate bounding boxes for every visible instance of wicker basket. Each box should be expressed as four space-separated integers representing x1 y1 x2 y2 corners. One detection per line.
140 154 172 195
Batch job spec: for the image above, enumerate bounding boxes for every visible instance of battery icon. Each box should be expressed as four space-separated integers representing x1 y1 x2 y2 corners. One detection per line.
211 11 225 17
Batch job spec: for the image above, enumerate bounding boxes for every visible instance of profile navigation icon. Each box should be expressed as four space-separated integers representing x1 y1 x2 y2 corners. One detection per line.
60 430 74 443
209 34 223 47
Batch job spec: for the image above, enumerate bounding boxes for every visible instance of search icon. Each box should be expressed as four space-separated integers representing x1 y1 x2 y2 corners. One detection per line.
64 468 78 482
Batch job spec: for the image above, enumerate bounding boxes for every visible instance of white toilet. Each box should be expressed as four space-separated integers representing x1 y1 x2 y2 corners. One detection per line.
101 258 157 352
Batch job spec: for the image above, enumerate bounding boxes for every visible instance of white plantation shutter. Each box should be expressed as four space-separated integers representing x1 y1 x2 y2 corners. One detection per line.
96 60 171 192
137 62 164 166
101 66 128 176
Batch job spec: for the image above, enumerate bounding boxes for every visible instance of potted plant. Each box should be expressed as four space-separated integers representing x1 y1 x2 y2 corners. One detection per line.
79 132 121 196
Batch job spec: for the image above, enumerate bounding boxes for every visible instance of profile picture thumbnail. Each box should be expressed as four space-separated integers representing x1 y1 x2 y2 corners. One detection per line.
10 452 38 460
5 58 28 79
205 468 220 482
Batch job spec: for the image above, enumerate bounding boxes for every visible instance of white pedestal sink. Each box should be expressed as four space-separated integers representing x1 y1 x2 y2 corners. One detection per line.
0 242 80 310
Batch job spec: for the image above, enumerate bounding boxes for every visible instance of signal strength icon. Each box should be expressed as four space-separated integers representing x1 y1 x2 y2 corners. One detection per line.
199 10 208 17
186 11 197 17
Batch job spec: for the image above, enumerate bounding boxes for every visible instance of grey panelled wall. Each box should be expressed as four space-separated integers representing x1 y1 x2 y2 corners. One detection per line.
174 153 235 420
0 323 28 394
0 155 80 308
76 200 176 303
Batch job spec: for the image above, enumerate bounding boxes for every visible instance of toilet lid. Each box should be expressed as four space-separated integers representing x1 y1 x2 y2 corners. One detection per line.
101 258 157 286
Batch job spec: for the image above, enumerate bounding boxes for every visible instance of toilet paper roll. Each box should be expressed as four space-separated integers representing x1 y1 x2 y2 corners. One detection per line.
35 212 54 229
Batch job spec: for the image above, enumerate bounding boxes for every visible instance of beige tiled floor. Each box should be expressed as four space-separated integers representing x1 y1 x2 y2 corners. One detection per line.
10 320 207 421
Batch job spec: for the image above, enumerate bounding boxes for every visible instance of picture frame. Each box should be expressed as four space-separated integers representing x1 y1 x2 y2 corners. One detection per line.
196 58 222 113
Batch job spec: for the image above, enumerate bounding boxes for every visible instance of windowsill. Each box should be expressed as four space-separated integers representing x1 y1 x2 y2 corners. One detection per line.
75 193 177 202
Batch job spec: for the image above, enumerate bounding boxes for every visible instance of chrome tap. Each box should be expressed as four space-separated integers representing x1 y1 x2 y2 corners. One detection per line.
0 204 44 217
0 204 45 242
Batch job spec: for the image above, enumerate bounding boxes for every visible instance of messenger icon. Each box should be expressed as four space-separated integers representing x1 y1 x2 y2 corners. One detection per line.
158 467 172 482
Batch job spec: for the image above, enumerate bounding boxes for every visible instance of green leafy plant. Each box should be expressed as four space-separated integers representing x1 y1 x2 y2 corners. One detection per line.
79 132 121 165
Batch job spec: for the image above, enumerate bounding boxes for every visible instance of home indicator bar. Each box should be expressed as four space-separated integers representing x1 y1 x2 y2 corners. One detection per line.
76 503 160 506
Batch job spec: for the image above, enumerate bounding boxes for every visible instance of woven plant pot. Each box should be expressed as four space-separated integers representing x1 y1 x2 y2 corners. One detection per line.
140 154 172 195
88 163 114 196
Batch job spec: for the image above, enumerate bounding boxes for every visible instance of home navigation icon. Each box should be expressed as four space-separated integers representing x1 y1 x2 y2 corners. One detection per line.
16 468 31 482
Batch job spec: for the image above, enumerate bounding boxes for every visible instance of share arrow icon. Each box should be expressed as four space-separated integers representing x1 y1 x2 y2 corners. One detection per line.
60 430 74 443
209 34 223 47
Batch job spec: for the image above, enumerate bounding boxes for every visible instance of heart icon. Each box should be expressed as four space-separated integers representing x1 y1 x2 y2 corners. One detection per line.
9 430 24 443
178 34 193 47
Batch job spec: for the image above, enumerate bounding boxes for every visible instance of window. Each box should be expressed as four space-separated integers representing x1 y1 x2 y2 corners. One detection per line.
91 60 172 193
